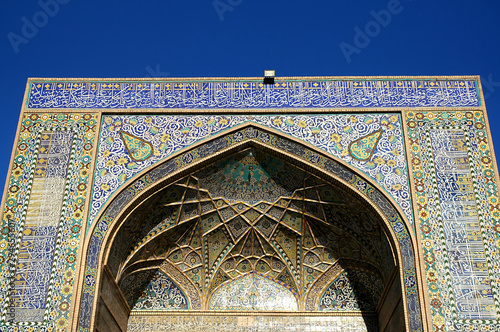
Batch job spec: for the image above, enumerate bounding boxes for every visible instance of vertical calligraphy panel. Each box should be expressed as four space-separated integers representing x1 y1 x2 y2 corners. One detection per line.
429 129 495 319
7 132 74 323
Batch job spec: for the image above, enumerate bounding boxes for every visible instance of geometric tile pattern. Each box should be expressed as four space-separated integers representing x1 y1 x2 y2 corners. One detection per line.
0 113 97 331
117 148 394 319
26 80 479 109
79 125 422 332
8 131 74 323
90 113 412 228
116 149 394 317
406 110 500 331
195 151 305 203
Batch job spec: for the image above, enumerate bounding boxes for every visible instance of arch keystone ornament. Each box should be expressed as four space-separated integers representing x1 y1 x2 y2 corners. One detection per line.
3 76 499 332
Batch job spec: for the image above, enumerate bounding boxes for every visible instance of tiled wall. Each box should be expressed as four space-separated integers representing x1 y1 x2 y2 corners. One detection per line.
0 113 97 331
406 110 500 331
0 78 496 331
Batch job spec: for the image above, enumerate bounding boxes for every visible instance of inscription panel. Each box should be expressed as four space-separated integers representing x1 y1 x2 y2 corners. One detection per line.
429 129 495 319
7 132 74 323
27 80 479 109
127 314 377 332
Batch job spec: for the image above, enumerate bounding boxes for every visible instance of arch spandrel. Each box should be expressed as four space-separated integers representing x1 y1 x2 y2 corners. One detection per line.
76 124 424 332
89 114 414 229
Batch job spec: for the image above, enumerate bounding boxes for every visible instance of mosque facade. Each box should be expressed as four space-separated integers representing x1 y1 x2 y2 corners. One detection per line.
0 76 497 331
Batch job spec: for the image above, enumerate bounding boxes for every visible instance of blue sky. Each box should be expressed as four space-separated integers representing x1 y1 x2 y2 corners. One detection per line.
1 0 500 200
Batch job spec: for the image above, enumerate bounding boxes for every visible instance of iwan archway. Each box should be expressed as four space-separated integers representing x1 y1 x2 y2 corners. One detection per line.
75 125 424 332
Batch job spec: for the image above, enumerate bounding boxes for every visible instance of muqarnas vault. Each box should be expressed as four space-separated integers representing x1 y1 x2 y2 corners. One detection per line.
0 76 498 331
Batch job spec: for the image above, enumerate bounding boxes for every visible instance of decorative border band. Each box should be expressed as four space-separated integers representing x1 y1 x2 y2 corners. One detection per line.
27 79 479 109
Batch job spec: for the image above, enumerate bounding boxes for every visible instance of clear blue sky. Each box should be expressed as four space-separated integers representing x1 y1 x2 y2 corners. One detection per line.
1 0 500 200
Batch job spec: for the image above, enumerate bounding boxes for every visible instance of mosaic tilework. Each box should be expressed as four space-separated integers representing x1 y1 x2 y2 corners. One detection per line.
133 271 189 310
119 269 157 310
0 113 97 331
79 125 422 332
27 79 479 109
320 270 384 311
90 114 412 228
127 313 378 332
8 131 74 323
406 110 500 331
209 272 298 311
160 261 202 310
196 152 304 203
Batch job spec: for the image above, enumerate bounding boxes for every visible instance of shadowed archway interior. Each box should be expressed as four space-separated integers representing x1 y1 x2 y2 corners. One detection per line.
98 146 405 332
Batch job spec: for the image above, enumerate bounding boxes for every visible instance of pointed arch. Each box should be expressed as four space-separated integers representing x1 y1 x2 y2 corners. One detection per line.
74 123 425 332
